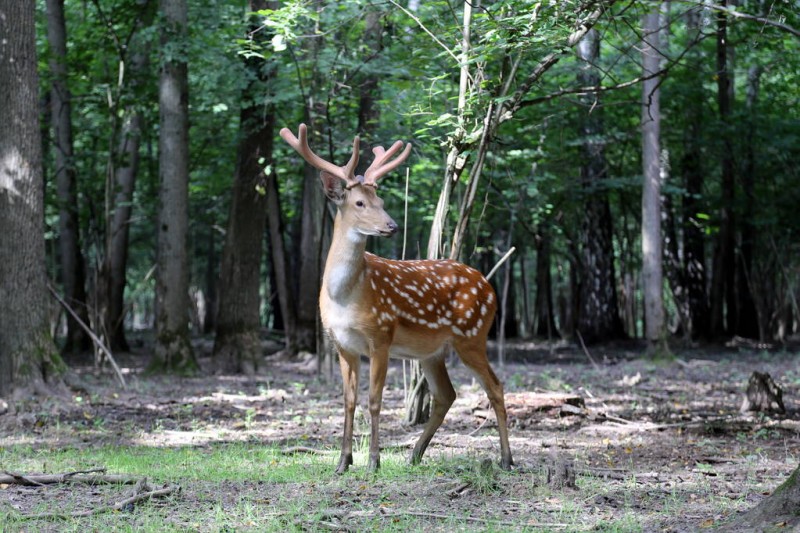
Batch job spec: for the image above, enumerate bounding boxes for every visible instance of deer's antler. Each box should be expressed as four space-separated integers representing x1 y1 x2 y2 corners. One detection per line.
280 124 360 188
362 141 413 187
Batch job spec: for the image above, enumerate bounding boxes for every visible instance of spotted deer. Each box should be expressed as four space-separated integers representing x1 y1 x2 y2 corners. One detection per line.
280 124 512 473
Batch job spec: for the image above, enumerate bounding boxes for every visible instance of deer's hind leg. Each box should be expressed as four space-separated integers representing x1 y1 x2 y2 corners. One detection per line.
410 351 457 465
453 338 513 469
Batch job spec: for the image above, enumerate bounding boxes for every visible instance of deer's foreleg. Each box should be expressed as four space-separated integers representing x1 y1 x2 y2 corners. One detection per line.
367 346 389 472
336 350 360 474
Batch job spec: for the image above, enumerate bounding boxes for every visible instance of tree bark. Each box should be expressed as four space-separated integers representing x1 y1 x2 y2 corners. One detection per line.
641 8 666 352
681 7 709 340
0 0 66 397
534 229 559 339
46 0 91 358
296 138 326 353
152 0 196 373
736 65 762 339
575 29 625 344
104 1 154 353
710 1 737 338
357 9 382 140
265 150 296 354
719 464 800 531
213 0 277 374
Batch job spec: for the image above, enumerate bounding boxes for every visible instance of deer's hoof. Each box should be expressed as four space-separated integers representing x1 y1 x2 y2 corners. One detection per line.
335 453 353 475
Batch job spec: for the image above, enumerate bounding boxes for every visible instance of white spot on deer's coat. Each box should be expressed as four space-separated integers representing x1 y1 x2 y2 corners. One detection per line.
427 304 434 311
470 287 478 295
452 326 464 336
487 293 494 304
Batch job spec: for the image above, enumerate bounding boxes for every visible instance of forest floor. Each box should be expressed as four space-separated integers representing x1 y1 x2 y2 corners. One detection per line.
1 338 799 532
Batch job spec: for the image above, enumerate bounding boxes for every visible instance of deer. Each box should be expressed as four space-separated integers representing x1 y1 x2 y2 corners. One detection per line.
280 124 512 474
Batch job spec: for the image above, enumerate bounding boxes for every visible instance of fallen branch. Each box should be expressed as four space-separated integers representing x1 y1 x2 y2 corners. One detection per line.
47 283 127 389
575 330 600 371
0 469 137 486
280 446 327 455
382 509 571 528
17 480 180 520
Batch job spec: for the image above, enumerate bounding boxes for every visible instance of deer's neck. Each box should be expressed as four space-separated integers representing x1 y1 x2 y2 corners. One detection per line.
322 211 368 302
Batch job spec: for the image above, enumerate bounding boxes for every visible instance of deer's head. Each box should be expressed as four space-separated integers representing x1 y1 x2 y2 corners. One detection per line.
280 124 411 239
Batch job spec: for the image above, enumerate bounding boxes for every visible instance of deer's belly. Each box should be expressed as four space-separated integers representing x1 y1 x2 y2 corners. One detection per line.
327 325 370 356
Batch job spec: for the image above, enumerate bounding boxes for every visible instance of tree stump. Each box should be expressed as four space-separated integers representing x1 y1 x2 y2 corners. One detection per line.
546 451 576 489
740 372 785 414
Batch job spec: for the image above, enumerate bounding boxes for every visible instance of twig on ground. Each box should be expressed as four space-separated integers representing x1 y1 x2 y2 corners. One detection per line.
280 446 326 455
381 509 571 528
601 414 633 425
575 330 600 371
17 481 180 520
3 471 46 487
47 282 127 389
0 471 138 486
468 416 489 436
446 482 472 498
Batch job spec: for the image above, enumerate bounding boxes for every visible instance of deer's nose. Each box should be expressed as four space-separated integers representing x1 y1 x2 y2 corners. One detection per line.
386 220 399 235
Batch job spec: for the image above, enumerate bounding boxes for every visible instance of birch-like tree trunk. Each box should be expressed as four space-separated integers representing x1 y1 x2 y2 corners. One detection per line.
152 0 196 372
641 8 666 352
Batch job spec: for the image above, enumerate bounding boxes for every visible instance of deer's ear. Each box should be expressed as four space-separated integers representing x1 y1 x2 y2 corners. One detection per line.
320 171 345 205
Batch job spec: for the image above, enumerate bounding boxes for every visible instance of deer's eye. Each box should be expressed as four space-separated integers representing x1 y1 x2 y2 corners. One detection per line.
355 200 365 208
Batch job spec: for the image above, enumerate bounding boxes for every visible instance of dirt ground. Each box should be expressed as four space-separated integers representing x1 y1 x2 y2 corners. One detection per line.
2 338 799 531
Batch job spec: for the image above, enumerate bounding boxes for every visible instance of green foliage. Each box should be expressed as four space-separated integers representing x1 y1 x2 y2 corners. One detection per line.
36 0 800 342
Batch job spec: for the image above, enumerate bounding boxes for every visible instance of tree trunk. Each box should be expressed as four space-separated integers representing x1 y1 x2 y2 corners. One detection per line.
105 3 153 353
265 148 297 355
641 8 666 352
736 65 762 339
710 1 737 338
681 7 709 340
151 0 196 373
202 223 217 334
534 230 559 339
575 29 625 344
296 144 326 353
0 0 66 397
357 9 382 139
46 0 91 358
213 0 276 374
719 464 800 531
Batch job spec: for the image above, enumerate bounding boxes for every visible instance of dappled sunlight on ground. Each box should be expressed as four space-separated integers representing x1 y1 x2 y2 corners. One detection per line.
1 343 798 530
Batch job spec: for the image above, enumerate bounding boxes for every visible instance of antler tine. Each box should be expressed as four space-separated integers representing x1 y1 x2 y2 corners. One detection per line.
342 135 360 185
363 140 412 186
280 124 360 187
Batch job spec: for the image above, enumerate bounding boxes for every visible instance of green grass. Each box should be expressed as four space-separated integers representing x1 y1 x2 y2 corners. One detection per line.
2 442 547 532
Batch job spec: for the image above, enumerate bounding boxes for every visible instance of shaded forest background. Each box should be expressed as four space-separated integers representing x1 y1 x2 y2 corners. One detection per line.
2 0 799 393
